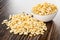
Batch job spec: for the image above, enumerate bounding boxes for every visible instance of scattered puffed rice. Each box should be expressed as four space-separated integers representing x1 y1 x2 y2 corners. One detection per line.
2 13 47 36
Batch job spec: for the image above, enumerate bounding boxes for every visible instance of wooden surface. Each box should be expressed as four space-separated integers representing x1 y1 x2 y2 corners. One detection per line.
0 21 53 40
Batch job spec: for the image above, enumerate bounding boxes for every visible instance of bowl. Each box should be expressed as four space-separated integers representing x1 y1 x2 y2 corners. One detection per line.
31 12 57 22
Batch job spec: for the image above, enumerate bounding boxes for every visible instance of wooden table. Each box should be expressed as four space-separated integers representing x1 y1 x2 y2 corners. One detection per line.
0 20 53 40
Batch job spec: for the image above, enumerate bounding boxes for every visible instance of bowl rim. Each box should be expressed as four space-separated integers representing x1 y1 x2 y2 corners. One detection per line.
31 11 57 17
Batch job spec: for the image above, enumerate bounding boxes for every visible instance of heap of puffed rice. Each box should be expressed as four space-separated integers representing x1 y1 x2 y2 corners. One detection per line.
2 13 47 36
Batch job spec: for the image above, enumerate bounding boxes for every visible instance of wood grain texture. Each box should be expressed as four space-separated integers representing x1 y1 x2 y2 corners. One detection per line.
0 21 53 40
49 22 59 40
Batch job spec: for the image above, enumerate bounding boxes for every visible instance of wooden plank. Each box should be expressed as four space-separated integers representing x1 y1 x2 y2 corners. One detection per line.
26 35 30 40
19 35 25 40
49 22 59 40
33 35 40 40
10 34 17 40
23 35 29 40
0 24 10 40
15 35 22 40
47 22 53 40
0 24 8 40
2 30 10 40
